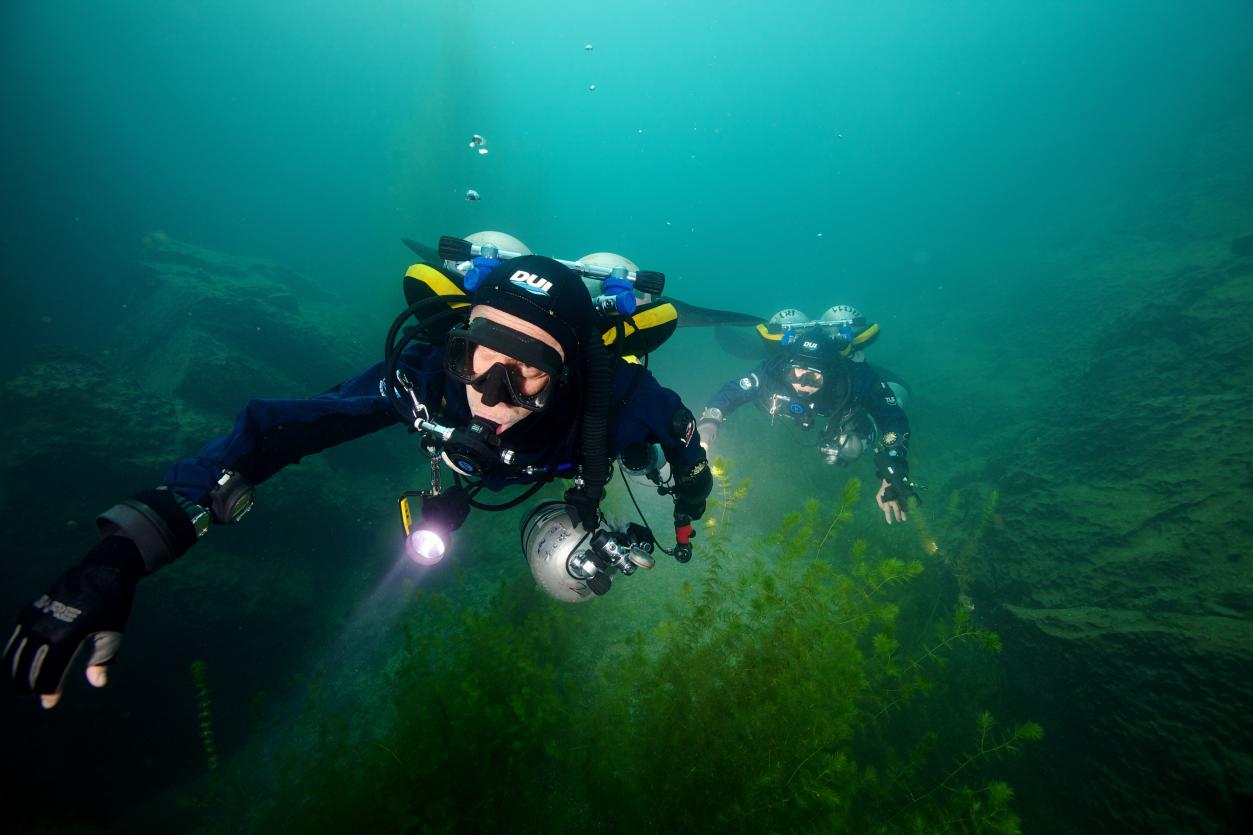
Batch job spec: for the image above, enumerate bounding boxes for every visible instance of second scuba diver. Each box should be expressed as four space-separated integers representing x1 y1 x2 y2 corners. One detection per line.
698 305 918 525
4 247 712 709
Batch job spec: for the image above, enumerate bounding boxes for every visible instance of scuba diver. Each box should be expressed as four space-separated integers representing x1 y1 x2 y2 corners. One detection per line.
4 237 712 709
698 305 918 526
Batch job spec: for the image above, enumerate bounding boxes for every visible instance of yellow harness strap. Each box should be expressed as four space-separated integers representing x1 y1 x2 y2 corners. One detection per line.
404 263 470 308
602 302 677 346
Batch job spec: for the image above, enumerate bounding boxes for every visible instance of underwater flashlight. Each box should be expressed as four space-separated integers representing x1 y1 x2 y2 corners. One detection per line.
406 528 447 565
399 486 471 567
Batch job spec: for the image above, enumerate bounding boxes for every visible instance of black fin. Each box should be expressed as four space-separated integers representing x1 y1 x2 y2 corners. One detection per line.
401 237 442 262
713 325 768 361
663 297 763 328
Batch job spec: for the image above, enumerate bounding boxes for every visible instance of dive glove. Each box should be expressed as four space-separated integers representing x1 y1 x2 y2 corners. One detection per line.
672 459 712 521
420 485 472 534
5 536 144 706
673 515 695 563
875 449 920 505
564 486 602 532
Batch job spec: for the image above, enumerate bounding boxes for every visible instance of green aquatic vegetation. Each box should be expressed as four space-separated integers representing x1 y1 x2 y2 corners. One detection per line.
889 712 1044 834
190 660 220 778
236 471 1036 834
178 660 222 815
708 455 750 529
911 487 1001 609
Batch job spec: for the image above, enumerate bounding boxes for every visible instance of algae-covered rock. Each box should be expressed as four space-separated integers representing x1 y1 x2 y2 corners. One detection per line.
114 233 374 414
999 605 1252 831
972 249 1253 831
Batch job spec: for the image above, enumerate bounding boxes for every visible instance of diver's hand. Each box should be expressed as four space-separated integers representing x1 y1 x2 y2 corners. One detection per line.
563 487 600 532
420 486 471 533
875 479 908 525
4 536 143 709
697 419 719 453
673 515 695 563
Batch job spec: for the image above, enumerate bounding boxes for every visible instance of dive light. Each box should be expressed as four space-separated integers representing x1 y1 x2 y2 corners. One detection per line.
399 483 471 566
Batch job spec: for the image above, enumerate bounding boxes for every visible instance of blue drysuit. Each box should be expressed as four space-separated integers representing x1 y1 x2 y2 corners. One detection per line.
163 344 710 517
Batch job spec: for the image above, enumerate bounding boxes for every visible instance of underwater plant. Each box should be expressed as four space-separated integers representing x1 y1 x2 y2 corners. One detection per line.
177 659 223 817
910 485 1001 611
189 660 219 780
227 465 1036 834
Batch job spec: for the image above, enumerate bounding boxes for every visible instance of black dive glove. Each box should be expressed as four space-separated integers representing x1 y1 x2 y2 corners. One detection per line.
670 459 712 563
672 459 713 521
420 486 471 533
673 515 695 564
5 536 144 704
875 448 919 504
564 486 602 532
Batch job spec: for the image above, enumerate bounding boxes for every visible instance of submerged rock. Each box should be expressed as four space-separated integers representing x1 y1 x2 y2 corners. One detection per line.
970 249 1253 830
115 234 368 414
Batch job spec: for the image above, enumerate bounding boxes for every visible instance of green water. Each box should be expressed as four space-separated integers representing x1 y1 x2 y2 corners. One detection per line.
2 1 1252 832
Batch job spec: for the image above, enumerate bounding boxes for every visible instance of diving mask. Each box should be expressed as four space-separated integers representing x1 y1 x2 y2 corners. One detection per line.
790 366 824 389
445 317 567 412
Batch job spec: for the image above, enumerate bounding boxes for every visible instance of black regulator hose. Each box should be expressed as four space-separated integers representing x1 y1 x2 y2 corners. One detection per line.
579 333 612 505
384 296 450 361
384 297 469 424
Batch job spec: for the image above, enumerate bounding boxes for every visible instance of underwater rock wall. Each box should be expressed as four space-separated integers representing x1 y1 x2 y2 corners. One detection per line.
974 240 1253 831
110 234 373 415
0 233 411 713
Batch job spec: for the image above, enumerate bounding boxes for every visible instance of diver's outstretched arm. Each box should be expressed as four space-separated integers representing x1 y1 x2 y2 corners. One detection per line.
699 362 770 453
3 350 444 709
854 366 916 524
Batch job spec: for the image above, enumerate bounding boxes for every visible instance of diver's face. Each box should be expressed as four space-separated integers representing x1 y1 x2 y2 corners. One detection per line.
790 366 823 395
463 306 564 432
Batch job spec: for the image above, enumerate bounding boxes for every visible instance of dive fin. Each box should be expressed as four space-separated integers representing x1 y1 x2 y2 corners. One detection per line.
401 237 442 263
662 297 763 328
714 325 769 361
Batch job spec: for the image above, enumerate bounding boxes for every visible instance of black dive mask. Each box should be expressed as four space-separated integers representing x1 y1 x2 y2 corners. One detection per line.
445 318 567 412
789 366 824 390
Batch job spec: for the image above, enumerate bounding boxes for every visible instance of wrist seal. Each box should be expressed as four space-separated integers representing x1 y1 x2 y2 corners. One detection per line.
875 448 909 482
96 488 207 574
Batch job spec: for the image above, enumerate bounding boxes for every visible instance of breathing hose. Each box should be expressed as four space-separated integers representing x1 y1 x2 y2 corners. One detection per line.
578 332 612 507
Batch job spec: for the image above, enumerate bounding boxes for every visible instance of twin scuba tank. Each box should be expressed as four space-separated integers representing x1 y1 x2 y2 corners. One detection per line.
401 232 677 361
